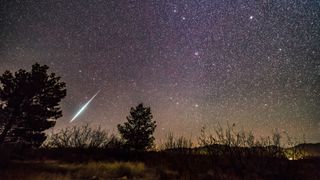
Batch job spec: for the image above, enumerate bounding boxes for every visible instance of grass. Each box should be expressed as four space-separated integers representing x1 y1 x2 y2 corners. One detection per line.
1 160 151 180
1 153 320 179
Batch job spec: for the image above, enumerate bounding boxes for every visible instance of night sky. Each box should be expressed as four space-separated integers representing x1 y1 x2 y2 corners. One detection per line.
1 0 319 143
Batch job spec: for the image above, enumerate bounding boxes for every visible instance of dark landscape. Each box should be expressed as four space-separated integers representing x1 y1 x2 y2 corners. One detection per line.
1 137 320 179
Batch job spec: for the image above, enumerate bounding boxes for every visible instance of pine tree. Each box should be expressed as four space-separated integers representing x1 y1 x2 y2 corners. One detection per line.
0 63 66 147
117 103 156 150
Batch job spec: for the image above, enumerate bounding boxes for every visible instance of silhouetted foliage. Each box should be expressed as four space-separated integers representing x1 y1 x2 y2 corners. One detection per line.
160 133 193 152
0 63 66 147
118 103 156 150
45 124 124 149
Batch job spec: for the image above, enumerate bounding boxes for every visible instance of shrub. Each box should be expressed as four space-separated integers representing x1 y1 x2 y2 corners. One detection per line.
44 124 123 149
160 133 193 151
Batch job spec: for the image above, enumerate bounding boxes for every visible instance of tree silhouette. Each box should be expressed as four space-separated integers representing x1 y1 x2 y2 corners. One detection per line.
0 63 66 147
117 103 156 150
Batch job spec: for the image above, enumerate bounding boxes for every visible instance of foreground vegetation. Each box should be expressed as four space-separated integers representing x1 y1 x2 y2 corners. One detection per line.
1 160 149 180
1 124 319 179
1 148 319 179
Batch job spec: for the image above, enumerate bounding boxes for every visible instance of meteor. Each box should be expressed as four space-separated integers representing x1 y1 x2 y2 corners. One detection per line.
70 90 101 122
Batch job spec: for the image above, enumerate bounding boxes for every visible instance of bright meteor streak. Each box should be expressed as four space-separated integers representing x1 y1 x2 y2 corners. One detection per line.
70 90 101 122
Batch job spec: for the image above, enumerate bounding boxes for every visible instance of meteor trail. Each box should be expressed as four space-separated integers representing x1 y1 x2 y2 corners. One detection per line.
70 90 101 122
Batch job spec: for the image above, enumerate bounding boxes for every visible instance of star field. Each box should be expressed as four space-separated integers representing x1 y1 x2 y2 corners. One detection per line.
0 0 319 142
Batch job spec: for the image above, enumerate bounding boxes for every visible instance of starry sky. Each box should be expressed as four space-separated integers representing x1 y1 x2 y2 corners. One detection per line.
1 0 319 143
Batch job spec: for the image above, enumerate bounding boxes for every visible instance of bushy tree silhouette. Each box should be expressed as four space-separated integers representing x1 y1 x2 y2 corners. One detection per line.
117 103 156 150
0 63 66 147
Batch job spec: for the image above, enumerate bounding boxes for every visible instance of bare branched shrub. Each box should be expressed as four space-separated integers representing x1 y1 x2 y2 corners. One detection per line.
160 133 193 151
44 124 123 149
196 123 295 178
105 134 125 150
199 124 249 154
197 123 287 159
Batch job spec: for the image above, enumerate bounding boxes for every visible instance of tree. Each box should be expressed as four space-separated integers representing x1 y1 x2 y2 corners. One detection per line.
117 103 156 150
0 63 66 147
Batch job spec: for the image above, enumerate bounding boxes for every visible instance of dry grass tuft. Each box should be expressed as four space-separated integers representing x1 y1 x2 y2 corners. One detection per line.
0 160 148 179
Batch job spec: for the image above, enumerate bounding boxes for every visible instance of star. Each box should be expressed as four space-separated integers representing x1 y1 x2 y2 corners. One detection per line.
1 0 318 143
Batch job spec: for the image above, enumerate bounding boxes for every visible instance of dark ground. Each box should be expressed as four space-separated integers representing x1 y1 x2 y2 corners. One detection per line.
1 148 319 180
